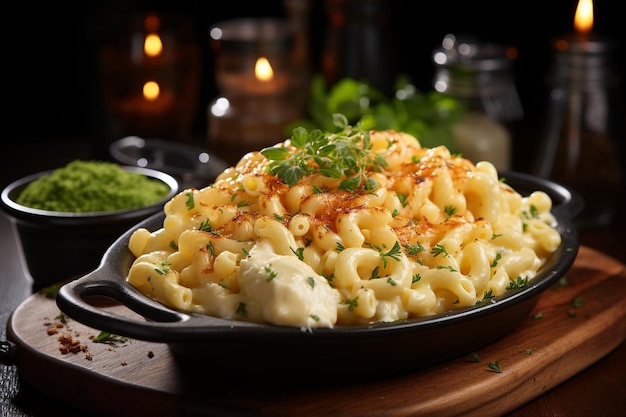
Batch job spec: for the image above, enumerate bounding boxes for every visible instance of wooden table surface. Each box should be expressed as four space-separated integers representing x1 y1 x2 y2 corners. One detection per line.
1 140 626 416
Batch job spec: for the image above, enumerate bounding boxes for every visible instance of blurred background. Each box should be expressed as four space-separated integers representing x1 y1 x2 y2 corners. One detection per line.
4 0 625 226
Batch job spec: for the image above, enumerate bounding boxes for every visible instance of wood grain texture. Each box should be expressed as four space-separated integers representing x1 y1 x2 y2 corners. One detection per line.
7 246 626 417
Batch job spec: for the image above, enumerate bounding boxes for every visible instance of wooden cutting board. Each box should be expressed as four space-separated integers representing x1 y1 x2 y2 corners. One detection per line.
7 245 626 417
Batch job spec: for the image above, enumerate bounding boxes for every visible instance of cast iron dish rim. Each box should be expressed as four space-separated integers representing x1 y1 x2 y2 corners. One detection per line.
109 136 230 180
0 166 179 224
55 170 581 344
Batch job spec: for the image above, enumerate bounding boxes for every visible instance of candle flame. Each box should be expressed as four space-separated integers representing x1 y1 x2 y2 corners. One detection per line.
143 14 162 57
144 33 163 57
255 57 274 82
143 81 160 101
574 0 593 34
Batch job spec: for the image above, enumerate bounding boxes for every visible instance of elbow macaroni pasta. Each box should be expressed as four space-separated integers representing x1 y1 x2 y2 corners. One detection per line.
126 129 562 330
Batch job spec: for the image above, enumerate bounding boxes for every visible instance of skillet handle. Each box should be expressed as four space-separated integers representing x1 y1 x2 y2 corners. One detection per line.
56 266 191 342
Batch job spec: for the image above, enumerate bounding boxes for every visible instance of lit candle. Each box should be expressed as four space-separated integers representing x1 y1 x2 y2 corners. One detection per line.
555 0 607 53
210 19 295 97
119 14 175 117
215 55 291 96
100 12 201 140
207 18 303 157
117 82 175 116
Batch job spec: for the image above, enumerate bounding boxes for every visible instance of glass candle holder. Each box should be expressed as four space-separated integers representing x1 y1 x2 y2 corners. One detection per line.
207 18 305 164
99 12 201 142
532 35 625 229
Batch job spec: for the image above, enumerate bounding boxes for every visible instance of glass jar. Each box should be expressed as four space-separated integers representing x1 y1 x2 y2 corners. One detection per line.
532 35 625 229
432 34 523 172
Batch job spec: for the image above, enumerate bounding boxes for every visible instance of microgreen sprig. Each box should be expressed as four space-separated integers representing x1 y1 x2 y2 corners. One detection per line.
260 113 387 191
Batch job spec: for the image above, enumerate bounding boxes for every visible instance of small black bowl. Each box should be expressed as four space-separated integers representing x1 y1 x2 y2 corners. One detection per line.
1 166 178 291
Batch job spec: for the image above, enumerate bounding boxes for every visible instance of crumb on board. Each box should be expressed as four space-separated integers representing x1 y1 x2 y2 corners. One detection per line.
44 314 93 360
43 312 132 362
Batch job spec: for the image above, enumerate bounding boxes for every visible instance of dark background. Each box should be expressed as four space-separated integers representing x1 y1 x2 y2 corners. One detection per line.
4 0 625 174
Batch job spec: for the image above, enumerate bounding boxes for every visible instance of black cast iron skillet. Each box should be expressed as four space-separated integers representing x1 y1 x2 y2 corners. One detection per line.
56 171 582 383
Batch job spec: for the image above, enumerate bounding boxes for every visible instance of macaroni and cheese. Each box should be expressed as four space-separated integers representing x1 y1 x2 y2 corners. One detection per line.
126 119 561 330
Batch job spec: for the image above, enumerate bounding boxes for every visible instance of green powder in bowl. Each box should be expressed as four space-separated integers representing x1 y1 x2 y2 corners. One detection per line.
16 160 172 213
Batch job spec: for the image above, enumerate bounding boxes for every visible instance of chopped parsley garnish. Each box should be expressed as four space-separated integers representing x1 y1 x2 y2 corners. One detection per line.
522 204 540 219
404 243 425 256
370 266 380 279
185 192 194 210
372 241 402 268
236 302 247 317
41 283 63 299
306 277 315 288
443 205 456 219
396 192 408 207
55 312 68 324
435 265 457 272
92 332 128 345
343 297 359 312
155 261 171 275
490 253 502 268
487 360 503 373
198 218 217 233
264 265 277 282
572 297 584 308
506 276 529 290
431 244 449 258
291 246 305 261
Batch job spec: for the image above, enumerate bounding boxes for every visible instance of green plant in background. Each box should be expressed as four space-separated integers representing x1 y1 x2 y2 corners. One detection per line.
286 74 464 152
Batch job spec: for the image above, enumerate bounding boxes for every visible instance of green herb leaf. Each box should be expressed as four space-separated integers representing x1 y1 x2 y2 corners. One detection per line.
264 265 278 282
92 331 128 345
487 360 502 373
185 192 194 210
261 116 387 191
284 74 463 151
